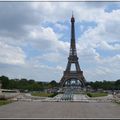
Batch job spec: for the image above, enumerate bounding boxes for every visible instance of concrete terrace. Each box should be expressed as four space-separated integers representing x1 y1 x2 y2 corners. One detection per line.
0 100 120 118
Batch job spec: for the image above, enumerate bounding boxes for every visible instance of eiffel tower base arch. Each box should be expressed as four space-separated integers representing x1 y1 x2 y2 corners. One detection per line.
60 71 86 87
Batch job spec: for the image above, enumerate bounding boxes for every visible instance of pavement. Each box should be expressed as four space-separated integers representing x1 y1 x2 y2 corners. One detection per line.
73 94 91 102
0 99 120 118
0 93 120 118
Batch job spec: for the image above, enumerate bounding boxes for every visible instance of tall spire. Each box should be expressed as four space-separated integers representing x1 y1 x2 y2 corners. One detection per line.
70 13 76 52
72 11 74 18
71 12 75 23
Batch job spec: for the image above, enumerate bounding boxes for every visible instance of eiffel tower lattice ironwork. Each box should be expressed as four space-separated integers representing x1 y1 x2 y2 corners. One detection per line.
60 14 86 87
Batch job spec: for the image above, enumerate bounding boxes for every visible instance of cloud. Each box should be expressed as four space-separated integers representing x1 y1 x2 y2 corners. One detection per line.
30 2 107 23
38 52 64 63
54 23 68 31
98 41 120 51
0 41 26 65
78 9 120 50
0 3 40 38
27 25 69 54
28 26 58 50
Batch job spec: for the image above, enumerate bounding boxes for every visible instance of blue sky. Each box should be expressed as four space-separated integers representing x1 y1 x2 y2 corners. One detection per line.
0 2 120 82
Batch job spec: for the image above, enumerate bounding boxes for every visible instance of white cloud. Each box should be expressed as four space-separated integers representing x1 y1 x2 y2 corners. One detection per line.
0 41 26 65
78 9 120 52
98 41 120 51
55 23 68 31
26 25 69 54
39 52 64 63
30 2 106 23
98 54 120 64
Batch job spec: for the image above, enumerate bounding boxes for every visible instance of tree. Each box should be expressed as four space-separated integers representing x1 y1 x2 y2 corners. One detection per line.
48 80 59 88
0 75 9 89
115 79 120 90
28 79 35 84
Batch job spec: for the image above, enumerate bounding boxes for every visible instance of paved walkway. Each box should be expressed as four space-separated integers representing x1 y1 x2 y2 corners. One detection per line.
73 94 91 102
0 101 120 118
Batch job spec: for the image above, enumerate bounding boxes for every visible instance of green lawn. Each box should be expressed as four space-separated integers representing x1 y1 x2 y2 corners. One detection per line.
115 100 120 104
0 100 12 106
31 92 58 97
87 92 108 97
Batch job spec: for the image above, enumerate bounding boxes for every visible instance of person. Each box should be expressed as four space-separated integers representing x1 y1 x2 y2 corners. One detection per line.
113 91 116 98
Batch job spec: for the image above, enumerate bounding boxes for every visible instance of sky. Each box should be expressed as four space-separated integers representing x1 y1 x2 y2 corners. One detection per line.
0 1 120 82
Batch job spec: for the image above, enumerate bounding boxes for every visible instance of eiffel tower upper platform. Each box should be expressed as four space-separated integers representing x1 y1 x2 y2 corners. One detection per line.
60 14 86 87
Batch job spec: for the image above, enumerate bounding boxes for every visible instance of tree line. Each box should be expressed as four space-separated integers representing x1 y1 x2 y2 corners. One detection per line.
0 75 120 91
0 75 59 92
86 80 120 90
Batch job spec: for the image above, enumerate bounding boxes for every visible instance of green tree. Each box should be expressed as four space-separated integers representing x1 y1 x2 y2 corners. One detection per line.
28 79 35 84
48 80 58 88
115 79 120 90
0 76 9 89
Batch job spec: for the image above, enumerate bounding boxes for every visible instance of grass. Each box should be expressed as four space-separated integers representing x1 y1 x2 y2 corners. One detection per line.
87 92 108 97
115 101 120 104
31 92 58 97
0 100 12 106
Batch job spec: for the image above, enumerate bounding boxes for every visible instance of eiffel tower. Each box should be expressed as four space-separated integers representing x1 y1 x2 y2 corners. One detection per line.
60 14 86 87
